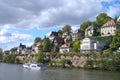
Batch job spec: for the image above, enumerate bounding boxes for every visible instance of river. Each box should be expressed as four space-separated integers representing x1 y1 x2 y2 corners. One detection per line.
0 63 119 80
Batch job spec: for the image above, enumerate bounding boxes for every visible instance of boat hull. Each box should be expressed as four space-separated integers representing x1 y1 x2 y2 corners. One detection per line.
23 63 46 70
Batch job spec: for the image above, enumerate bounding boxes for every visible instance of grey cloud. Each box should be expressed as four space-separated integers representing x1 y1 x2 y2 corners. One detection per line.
0 0 117 29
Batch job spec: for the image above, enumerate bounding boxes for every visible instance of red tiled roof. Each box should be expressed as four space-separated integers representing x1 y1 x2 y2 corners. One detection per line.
101 20 116 27
54 37 64 43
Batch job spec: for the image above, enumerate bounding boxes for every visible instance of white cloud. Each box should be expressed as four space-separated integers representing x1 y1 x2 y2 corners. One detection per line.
107 6 120 17
0 0 106 29
71 25 80 31
0 0 119 29
0 27 33 50
45 32 51 37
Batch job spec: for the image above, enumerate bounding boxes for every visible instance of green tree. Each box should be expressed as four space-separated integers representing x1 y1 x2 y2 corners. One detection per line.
5 54 16 63
43 38 51 52
111 29 120 50
62 25 71 33
35 51 44 63
72 40 80 52
60 59 72 68
58 30 63 37
0 48 3 61
34 37 41 44
80 21 92 31
96 13 112 27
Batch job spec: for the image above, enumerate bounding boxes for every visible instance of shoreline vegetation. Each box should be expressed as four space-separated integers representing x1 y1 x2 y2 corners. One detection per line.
0 51 120 71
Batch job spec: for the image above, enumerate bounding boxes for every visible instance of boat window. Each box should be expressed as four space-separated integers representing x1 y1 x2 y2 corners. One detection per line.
32 65 36 67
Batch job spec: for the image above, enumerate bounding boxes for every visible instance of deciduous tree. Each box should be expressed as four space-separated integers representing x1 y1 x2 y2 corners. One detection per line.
80 21 92 31
96 13 112 27
34 37 41 44
43 38 51 52
72 40 80 52
62 25 71 33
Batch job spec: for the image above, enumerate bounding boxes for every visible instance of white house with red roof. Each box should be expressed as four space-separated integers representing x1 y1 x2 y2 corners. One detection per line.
100 20 119 37
59 43 71 53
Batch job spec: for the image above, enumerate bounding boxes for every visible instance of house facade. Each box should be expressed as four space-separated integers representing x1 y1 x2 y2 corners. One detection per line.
59 43 71 53
101 20 118 37
49 31 58 42
72 29 84 41
52 37 64 52
117 16 120 22
80 38 104 53
85 25 96 37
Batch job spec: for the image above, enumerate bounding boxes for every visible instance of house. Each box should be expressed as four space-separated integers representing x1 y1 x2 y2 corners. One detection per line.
85 25 97 37
100 20 119 37
3 50 10 55
117 16 120 22
80 38 104 53
17 43 26 54
52 37 64 52
21 47 32 54
31 44 38 54
72 29 84 41
30 40 44 54
49 31 58 42
10 47 18 54
117 16 120 25
59 43 71 53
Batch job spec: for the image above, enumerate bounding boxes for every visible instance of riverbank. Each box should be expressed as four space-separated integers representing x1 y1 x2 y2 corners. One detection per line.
1 52 120 71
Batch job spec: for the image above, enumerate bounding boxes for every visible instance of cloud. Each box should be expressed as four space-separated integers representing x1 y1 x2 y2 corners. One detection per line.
0 27 33 50
0 0 115 29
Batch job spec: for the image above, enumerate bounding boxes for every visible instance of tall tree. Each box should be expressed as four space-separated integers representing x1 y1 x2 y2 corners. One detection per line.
0 48 3 61
80 21 92 31
58 30 63 37
111 29 120 50
96 13 112 27
72 40 80 52
62 25 71 33
43 38 51 52
34 37 41 44
35 50 44 63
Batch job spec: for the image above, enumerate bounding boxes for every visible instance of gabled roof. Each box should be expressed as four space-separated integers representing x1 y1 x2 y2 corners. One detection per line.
101 20 116 27
19 43 26 49
73 29 84 33
85 24 97 31
50 31 58 37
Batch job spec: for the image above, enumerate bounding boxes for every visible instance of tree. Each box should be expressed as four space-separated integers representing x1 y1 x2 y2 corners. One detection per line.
96 13 112 27
80 21 92 31
43 38 51 52
34 37 41 44
111 29 120 50
58 30 63 37
5 54 16 63
62 25 71 33
72 40 80 52
35 51 44 63
0 48 3 61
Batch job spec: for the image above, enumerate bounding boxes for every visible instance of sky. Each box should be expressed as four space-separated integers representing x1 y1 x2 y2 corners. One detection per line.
0 0 120 50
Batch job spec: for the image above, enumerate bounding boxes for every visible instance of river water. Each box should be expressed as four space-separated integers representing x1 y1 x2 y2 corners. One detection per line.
0 63 119 80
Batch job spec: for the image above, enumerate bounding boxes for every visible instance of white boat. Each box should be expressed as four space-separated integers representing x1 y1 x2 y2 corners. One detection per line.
23 61 46 70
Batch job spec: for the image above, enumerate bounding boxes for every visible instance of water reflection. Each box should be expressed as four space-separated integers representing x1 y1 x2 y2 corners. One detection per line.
0 63 119 80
